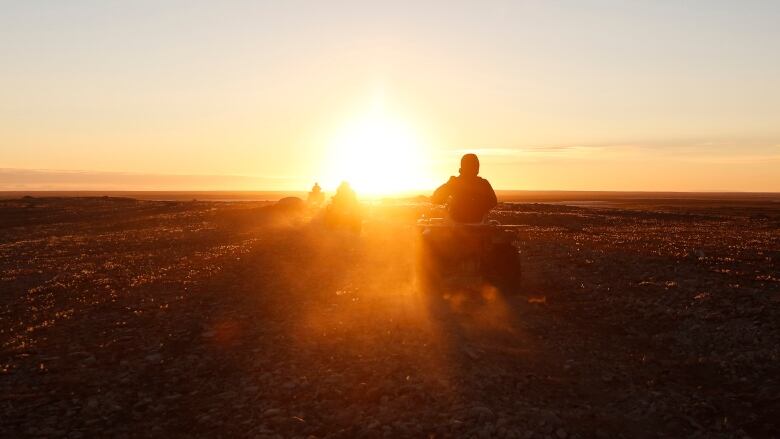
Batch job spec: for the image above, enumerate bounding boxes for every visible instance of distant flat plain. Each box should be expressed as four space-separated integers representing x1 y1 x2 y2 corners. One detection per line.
1 190 778 204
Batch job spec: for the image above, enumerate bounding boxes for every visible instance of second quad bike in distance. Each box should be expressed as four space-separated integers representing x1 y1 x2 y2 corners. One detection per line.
416 215 522 291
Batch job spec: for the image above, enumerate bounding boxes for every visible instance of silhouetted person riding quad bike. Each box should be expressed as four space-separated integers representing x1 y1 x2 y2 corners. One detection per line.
418 154 521 290
431 153 498 223
323 181 363 233
307 182 325 208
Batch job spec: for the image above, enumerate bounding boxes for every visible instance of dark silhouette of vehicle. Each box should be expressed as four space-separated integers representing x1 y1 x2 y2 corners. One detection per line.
418 154 520 290
275 196 305 213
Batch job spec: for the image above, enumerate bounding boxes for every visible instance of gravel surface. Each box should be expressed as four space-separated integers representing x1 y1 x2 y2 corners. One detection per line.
1 197 778 438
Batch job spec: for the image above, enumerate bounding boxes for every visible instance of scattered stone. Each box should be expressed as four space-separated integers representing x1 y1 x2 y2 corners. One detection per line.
263 408 282 417
3 198 778 438
469 406 495 421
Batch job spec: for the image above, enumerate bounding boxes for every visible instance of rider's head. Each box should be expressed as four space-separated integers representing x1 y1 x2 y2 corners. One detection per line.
459 153 480 177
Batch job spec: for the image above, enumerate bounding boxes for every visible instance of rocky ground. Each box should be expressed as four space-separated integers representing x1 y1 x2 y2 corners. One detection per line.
1 196 778 438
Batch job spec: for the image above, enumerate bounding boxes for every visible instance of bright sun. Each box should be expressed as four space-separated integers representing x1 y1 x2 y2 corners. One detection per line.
322 99 432 196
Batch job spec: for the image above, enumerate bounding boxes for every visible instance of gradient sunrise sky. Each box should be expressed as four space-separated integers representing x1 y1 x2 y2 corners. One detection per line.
2 1 779 192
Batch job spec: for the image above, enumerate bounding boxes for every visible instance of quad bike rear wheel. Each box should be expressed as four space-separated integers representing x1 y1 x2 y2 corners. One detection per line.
483 241 522 292
416 219 521 293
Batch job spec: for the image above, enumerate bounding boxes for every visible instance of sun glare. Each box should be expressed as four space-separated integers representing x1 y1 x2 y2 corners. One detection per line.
322 98 432 196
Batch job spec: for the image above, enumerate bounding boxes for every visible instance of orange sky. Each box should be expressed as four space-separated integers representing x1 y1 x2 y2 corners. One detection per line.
2 2 779 193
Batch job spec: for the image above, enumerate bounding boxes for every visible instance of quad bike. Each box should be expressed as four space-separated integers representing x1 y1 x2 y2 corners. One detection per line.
416 215 522 292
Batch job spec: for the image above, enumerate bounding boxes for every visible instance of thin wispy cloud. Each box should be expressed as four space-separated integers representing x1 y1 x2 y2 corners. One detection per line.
455 139 780 163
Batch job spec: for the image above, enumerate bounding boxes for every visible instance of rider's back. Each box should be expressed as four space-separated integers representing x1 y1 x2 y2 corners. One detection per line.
434 175 497 223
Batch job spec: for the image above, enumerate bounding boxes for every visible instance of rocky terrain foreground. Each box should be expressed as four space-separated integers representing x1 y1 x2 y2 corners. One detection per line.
1 196 778 438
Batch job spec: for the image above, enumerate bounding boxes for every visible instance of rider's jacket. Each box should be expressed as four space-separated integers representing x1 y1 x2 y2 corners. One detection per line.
432 175 497 223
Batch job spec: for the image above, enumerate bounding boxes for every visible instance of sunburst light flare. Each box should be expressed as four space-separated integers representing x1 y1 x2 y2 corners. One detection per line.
321 95 433 196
